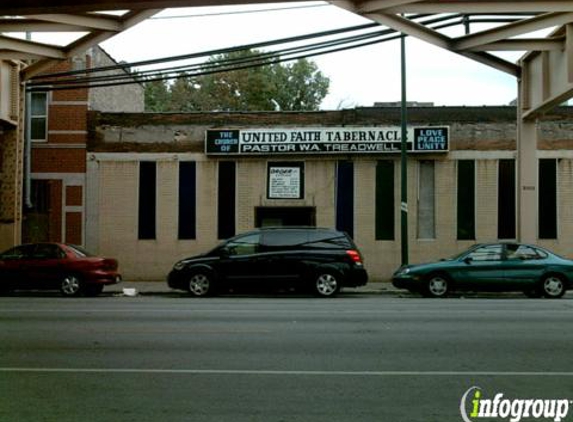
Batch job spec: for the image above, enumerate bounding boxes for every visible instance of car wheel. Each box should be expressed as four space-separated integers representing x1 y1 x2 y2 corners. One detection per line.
541 274 566 298
314 272 340 297
60 275 83 297
425 274 449 298
188 272 214 297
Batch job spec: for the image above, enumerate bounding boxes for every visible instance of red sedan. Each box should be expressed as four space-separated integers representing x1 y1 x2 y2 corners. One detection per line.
0 243 121 296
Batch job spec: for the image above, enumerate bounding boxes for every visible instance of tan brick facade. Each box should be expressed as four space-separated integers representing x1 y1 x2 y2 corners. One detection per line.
86 107 573 282
89 152 573 281
0 125 23 251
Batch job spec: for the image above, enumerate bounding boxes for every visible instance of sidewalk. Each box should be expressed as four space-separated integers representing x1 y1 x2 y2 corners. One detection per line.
105 280 400 296
105 280 569 298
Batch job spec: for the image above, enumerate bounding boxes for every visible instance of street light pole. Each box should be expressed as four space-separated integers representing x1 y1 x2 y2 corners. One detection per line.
400 31 409 266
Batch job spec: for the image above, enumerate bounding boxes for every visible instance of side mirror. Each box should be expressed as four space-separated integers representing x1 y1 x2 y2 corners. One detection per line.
463 257 473 264
219 247 230 258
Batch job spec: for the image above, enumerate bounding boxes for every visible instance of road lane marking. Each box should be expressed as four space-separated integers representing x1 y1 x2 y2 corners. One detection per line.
2 368 573 376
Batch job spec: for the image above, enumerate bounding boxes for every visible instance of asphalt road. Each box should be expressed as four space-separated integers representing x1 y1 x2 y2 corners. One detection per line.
1 294 573 422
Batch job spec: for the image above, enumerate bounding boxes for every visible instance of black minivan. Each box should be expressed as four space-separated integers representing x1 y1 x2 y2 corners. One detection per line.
167 227 368 297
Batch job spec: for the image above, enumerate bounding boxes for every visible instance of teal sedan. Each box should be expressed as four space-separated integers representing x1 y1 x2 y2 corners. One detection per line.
392 243 573 298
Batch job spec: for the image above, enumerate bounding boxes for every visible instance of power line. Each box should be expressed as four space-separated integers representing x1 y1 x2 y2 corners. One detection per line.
31 26 394 87
32 22 380 79
26 14 528 92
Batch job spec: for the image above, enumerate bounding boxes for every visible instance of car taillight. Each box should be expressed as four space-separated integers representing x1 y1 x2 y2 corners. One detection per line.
346 250 363 264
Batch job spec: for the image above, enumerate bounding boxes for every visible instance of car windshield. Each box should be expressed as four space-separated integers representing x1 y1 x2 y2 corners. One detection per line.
450 248 477 260
449 244 492 261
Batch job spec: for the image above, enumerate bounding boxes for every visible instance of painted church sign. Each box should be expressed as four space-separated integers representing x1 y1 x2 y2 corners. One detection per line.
206 126 449 155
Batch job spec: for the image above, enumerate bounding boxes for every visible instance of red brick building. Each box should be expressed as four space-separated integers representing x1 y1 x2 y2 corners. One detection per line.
23 46 144 245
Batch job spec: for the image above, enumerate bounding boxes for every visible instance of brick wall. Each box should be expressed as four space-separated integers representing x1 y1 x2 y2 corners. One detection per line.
32 148 86 173
66 185 82 206
27 58 88 245
65 212 82 244
48 105 87 132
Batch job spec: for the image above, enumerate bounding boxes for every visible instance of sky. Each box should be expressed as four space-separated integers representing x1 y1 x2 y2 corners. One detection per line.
37 1 523 110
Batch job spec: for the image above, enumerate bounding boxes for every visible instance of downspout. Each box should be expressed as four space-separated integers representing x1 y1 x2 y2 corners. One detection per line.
24 88 32 209
24 30 33 209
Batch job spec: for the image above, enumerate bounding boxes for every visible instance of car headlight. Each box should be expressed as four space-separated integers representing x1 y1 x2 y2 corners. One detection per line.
173 261 186 271
395 267 411 276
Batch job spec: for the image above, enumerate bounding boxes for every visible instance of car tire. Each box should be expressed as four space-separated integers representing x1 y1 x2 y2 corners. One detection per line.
541 274 566 299
188 272 215 297
60 275 84 297
424 273 449 298
313 271 340 297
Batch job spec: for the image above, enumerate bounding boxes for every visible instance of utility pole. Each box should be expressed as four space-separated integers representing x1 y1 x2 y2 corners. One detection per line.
400 31 409 266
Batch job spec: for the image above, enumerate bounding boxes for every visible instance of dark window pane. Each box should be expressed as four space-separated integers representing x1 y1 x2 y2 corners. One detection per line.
218 162 236 239
498 159 516 239
457 160 475 240
138 161 156 240
31 117 46 140
417 161 435 239
539 159 557 239
336 161 354 238
31 180 50 213
376 161 394 240
178 162 196 240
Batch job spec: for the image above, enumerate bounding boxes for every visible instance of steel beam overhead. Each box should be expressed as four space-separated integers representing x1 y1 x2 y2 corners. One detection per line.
379 2 573 14
25 14 123 32
465 39 564 52
453 13 573 51
358 0 422 14
20 9 160 79
0 36 66 59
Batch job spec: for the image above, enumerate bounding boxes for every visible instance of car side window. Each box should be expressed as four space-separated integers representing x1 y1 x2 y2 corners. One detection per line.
0 245 35 259
506 244 541 261
32 244 64 259
225 234 260 256
307 231 353 249
0 246 22 259
262 230 309 250
467 245 503 261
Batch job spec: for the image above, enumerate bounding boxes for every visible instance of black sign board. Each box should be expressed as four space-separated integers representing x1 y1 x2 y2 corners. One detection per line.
205 127 449 155
205 130 240 154
414 127 449 152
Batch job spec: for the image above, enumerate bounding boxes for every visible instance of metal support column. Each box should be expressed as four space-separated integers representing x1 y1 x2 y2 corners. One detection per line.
516 78 538 243
400 32 409 265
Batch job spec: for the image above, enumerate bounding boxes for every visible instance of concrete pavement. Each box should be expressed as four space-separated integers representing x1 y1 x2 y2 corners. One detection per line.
3 296 573 422
105 280 573 298
105 280 399 296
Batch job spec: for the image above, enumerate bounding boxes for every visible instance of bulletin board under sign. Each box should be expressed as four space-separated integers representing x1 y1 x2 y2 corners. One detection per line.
205 126 449 155
267 162 304 199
